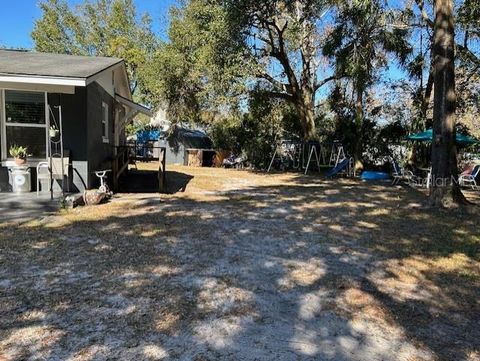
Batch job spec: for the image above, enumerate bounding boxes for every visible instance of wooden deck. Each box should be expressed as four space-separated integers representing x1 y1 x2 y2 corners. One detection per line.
113 145 167 193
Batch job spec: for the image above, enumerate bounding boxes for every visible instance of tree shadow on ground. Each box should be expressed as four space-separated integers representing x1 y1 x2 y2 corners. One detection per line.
0 176 478 360
165 171 194 194
118 170 194 195
118 168 160 193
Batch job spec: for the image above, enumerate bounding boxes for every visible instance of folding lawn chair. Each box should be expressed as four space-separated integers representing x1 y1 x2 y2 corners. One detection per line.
391 159 420 186
459 164 480 190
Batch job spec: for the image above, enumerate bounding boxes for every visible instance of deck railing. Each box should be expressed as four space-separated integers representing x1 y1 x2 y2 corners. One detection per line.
113 144 167 193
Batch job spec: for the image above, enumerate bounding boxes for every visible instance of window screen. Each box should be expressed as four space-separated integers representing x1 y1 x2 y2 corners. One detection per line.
5 90 45 124
6 127 47 158
3 90 47 159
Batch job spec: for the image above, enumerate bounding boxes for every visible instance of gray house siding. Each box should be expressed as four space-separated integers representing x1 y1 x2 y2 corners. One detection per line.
0 168 8 192
159 139 186 165
158 127 213 165
0 82 117 193
0 88 89 193
46 88 88 192
0 51 147 195
86 82 116 189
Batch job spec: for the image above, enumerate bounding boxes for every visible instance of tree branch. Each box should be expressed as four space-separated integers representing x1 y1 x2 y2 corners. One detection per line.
315 75 343 91
267 20 299 93
257 71 292 94
261 91 294 101
414 0 434 28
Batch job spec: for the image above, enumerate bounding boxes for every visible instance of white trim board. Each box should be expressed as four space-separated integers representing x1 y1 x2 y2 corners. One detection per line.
0 61 131 98
0 74 85 87
85 62 123 86
0 81 75 94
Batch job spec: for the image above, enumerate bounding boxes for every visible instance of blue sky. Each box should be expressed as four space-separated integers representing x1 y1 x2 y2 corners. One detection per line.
0 0 410 94
0 0 178 49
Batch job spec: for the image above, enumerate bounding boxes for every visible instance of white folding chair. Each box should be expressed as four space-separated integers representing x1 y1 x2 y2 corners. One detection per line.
459 164 480 190
36 151 70 195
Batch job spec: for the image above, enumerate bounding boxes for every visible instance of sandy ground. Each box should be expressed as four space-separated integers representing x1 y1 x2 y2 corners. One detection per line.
0 165 479 361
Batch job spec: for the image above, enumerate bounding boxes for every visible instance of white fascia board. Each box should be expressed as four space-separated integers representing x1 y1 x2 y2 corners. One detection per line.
0 81 76 94
85 62 123 86
0 74 86 87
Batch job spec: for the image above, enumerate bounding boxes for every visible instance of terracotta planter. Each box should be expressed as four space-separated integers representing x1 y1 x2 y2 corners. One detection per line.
14 157 27 165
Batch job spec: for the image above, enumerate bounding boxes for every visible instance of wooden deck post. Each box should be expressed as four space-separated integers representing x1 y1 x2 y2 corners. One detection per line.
158 147 167 193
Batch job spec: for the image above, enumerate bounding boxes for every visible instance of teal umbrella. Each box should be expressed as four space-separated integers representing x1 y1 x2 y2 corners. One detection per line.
406 128 479 146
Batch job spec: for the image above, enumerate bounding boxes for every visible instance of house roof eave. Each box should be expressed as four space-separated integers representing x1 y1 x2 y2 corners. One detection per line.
0 73 86 87
115 93 153 117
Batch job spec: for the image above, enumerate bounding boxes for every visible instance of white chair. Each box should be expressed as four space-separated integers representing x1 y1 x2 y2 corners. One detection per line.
36 151 70 195
459 164 480 190
391 159 420 186
391 160 404 185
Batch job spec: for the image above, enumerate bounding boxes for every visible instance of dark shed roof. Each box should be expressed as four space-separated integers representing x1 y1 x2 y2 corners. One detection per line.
164 127 213 151
0 49 123 79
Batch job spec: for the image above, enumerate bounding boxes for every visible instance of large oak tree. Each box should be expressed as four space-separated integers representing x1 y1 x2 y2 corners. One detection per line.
228 0 337 140
154 0 339 140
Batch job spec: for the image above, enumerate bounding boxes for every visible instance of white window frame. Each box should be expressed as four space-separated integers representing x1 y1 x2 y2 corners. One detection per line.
0 89 49 162
102 101 109 143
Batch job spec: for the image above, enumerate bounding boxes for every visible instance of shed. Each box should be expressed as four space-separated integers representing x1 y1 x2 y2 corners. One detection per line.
158 126 214 166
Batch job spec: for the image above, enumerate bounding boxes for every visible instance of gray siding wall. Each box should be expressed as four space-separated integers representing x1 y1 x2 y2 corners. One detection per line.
0 167 9 192
158 139 186 165
0 87 89 193
0 83 115 193
86 82 115 189
47 88 88 192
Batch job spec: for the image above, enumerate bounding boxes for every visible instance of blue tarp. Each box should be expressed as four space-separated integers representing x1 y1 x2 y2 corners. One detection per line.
137 129 160 145
361 171 390 181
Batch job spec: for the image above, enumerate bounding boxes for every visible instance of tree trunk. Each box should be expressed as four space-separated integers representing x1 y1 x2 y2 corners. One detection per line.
353 84 364 172
429 0 466 207
294 88 316 140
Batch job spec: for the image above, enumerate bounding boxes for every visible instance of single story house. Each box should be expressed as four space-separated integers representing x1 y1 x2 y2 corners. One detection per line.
0 49 151 193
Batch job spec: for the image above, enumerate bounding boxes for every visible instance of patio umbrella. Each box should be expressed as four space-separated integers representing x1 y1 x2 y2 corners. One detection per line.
406 128 479 146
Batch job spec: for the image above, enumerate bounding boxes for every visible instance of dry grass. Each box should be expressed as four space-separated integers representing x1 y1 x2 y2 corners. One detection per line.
0 164 479 360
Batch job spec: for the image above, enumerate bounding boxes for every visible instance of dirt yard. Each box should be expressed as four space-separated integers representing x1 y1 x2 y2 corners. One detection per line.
0 165 479 361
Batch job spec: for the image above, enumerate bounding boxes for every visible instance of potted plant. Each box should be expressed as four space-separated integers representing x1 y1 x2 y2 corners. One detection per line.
9 145 28 165
49 126 59 138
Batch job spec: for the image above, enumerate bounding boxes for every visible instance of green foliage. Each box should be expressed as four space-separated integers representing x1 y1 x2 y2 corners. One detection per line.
9 145 28 159
152 0 339 139
322 0 412 163
31 0 158 104
30 0 79 54
458 0 480 38
208 92 302 168
29 0 480 168
324 0 412 90
145 0 248 124
125 113 151 138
